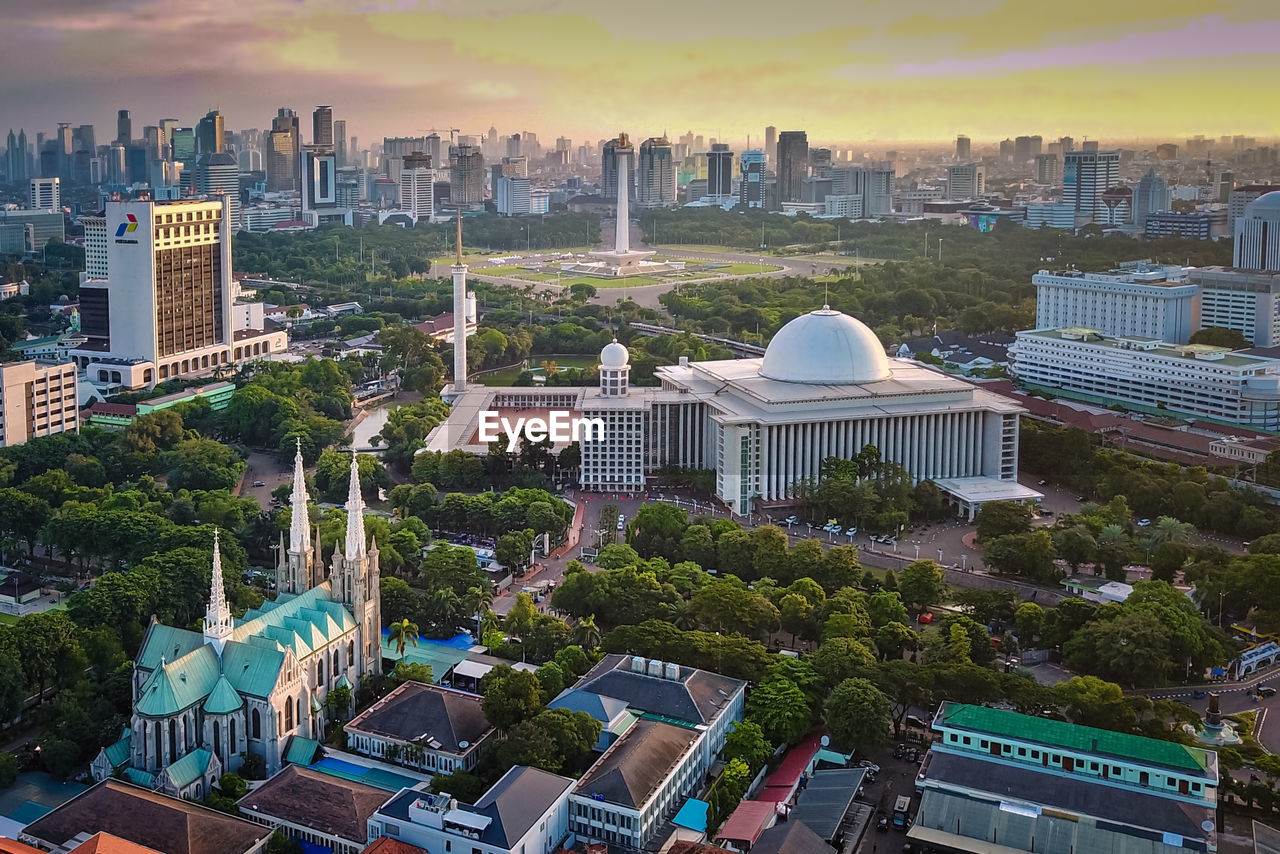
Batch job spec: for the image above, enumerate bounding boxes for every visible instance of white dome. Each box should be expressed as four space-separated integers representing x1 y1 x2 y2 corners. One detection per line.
1247 191 1280 214
760 306 890 384
600 339 629 368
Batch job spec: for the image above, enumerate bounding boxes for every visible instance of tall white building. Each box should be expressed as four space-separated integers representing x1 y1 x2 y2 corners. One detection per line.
0 360 78 447
1022 203 1076 230
1032 265 1198 343
1234 191 1280 272
71 197 286 389
1229 185 1280 236
195 153 241 231
828 166 895 215
1063 150 1120 219
1191 267 1280 347
947 163 985 200
398 154 434 223
496 175 532 216
1011 327 1280 430
29 177 59 211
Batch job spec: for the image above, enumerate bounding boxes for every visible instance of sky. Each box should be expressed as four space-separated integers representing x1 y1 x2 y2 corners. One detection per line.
4 0 1279 147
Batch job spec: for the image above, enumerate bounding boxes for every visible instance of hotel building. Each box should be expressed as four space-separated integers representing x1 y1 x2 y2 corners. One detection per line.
0 360 78 447
1032 265 1199 344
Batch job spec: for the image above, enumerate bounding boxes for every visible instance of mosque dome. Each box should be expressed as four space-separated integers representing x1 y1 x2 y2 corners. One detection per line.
1248 191 1280 214
760 306 891 384
600 339 630 369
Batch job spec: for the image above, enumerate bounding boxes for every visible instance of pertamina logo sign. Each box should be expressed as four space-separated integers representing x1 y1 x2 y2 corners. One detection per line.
114 213 139 244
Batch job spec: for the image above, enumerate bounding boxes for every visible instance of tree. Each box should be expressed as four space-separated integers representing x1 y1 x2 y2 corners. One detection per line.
535 661 566 704
825 678 891 750
553 645 590 678
0 753 17 789
1190 326 1250 349
975 501 1033 541
380 577 420 626
1054 675 1137 732
265 830 304 854
480 666 543 730
388 660 434 687
745 676 812 745
898 560 947 611
812 637 877 687
505 593 538 640
326 684 353 721
219 772 249 798
239 752 267 780
388 618 419 662
572 615 602 650
866 591 909 628
723 720 774 771
1015 602 1044 644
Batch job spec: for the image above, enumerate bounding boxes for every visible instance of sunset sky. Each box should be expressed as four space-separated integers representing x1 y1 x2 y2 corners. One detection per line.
5 0 1278 146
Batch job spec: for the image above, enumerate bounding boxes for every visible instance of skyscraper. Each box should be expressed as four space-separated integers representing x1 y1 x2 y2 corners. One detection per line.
300 147 337 212
1063 150 1121 219
116 110 132 145
955 135 970 160
765 126 777 166
73 125 96 154
170 127 196 164
635 137 676 209
1229 185 1280 235
947 163 985 200
5 130 28 182
399 152 434 222
267 108 300 192
776 131 808 204
739 150 765 208
29 177 59 210
196 110 225 155
196 153 241 230
450 145 484 207
425 134 442 166
1133 169 1171 227
312 105 333 147
1034 154 1060 185
601 137 631 200
333 119 347 168
706 144 733 196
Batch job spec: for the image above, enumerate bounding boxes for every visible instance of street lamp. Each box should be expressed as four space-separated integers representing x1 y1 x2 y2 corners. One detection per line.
937 548 944 563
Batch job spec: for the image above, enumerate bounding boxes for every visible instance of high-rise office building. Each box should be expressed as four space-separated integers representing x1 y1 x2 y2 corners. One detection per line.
506 134 521 159
1133 169 1171 227
1082 140 1100 152
73 125 96 154
398 152 434 222
1063 150 1120 219
1014 136 1033 162
635 137 676 209
425 134 442 166
947 163 985 200
601 137 631 200
765 126 777 166
312 105 333 147
1234 192 1280 272
333 119 347 168
267 108 300 192
955 135 971 160
196 110 225 155
116 110 132 145
999 138 1014 160
1229 185 1280 236
196 153 241 230
1058 136 1074 152
0 360 79 448
300 147 337 212
450 145 484 207
55 124 73 181
828 166 895 215
496 175 532 216
5 130 28 182
29 177 59 210
1034 153 1059 185
556 136 572 162
706 144 733 196
739 150 765 208
776 131 808 204
1191 268 1280 348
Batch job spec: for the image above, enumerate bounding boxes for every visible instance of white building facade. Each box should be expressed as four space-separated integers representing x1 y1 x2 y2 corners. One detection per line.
1032 265 1198 343
1191 268 1280 347
1011 327 1280 430
1235 191 1280 272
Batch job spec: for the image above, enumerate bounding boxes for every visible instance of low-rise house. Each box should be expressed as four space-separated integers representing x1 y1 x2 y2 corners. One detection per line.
238 765 391 854
344 681 493 775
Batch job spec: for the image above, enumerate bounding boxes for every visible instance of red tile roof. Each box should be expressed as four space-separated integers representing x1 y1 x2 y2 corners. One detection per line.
361 840 430 854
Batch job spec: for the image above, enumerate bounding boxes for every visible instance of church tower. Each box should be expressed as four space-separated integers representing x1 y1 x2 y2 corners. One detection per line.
279 439 314 595
331 451 382 676
204 531 234 655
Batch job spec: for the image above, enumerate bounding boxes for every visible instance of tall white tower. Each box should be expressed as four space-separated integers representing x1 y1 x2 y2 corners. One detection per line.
279 438 314 595
615 154 630 253
599 339 630 397
451 214 468 396
331 451 382 677
203 530 234 655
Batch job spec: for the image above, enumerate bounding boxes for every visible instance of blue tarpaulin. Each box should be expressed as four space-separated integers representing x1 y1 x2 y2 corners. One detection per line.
673 798 710 833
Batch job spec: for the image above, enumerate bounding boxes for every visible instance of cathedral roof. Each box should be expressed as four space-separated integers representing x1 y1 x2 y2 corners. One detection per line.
136 646 221 717
162 749 215 790
203 676 243 715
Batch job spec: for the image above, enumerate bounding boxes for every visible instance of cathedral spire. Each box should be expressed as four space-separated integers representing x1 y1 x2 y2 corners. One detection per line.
289 438 310 555
344 450 366 557
204 530 233 654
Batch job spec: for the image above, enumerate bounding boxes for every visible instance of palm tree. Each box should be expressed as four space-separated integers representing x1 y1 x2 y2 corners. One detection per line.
479 609 500 642
389 618 419 662
464 585 495 641
1147 516 1194 549
573 615 602 650
429 589 461 635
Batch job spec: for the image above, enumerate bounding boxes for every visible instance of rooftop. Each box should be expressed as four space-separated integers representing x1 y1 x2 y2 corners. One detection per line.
573 717 699 809
751 820 837 854
68 833 163 854
1018 327 1278 369
936 702 1215 776
575 654 745 727
20 780 270 854
239 765 391 844
345 681 491 754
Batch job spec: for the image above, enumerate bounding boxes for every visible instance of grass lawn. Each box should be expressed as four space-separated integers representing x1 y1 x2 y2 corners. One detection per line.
709 262 783 275
472 264 523 275
511 271 562 282
477 353 600 386
0 613 17 625
580 275 665 288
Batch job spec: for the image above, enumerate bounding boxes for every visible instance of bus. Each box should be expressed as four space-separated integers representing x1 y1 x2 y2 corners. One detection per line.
892 795 912 830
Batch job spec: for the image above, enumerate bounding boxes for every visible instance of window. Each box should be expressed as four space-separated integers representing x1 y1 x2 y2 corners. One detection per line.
963 736 971 746
1018 748 1026 757
1031 750 1039 759
980 740 988 749
251 708 261 739
385 824 399 837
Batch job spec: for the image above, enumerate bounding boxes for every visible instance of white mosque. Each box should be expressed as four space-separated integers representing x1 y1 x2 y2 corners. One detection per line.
429 273 1036 517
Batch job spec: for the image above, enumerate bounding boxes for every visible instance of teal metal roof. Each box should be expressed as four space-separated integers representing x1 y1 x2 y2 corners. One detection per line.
164 748 214 788
815 748 851 766
103 730 132 768
222 637 285 699
136 624 205 673
204 675 243 714
335 674 350 690
937 702 1212 775
380 637 467 680
284 736 322 766
136 646 221 717
123 767 157 787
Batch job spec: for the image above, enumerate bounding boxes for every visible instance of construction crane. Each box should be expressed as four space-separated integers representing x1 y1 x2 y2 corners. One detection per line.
418 128 461 144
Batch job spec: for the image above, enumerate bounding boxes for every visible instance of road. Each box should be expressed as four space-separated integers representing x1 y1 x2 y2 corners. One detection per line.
1144 670 1280 755
239 450 294 507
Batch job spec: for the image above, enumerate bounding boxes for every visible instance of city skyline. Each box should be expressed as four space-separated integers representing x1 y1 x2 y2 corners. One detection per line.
4 0 1279 144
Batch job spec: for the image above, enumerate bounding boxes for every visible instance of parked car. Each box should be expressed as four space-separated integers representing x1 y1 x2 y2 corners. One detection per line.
858 760 881 773
1138 518 1152 527
877 816 889 832
1260 686 1277 698
785 515 799 525
252 480 266 487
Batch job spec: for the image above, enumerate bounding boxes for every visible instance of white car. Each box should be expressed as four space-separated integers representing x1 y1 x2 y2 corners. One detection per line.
1137 518 1151 527
785 515 799 525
